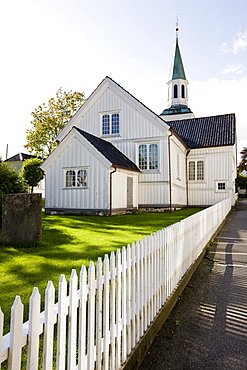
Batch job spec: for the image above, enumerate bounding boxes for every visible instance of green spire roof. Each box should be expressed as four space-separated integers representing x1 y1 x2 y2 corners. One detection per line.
172 40 186 80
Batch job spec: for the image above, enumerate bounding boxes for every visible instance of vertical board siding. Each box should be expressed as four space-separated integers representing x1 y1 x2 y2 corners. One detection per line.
0 198 232 369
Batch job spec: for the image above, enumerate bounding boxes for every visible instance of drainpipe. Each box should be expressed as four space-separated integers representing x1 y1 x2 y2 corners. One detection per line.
168 133 172 212
109 166 117 216
185 149 191 207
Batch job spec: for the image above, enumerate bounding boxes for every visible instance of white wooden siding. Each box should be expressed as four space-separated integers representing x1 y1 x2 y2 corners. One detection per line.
45 137 110 211
188 146 236 206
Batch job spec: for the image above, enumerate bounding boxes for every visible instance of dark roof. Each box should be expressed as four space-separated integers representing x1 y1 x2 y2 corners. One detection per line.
169 114 236 148
4 153 38 162
75 127 140 172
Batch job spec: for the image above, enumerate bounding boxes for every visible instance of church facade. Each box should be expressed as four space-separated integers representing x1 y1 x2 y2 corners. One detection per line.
41 37 237 215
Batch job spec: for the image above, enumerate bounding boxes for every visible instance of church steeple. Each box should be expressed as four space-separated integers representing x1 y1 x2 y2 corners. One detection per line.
172 39 186 80
160 22 194 121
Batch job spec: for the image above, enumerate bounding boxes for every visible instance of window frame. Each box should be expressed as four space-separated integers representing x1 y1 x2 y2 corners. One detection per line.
138 142 159 172
101 111 120 136
216 181 227 192
188 160 205 182
64 167 88 189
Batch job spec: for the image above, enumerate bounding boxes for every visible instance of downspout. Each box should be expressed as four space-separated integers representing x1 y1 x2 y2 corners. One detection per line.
185 149 191 207
168 133 172 212
109 166 117 216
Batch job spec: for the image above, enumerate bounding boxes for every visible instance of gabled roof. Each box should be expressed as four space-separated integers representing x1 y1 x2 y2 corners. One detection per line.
4 153 38 162
172 40 186 80
56 76 169 142
75 127 140 172
169 114 236 148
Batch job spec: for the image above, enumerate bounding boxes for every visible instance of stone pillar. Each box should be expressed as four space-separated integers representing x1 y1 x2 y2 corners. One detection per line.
2 193 42 244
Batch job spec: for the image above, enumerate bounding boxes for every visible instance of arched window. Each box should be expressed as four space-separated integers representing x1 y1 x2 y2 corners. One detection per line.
174 84 178 98
181 84 185 98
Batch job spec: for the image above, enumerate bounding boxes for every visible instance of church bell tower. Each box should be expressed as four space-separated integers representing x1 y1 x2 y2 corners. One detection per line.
160 22 194 121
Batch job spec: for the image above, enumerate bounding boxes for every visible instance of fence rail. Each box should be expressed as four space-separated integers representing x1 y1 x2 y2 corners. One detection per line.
0 197 232 369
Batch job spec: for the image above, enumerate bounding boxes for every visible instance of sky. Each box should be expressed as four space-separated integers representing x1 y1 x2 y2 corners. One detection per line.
0 0 246 163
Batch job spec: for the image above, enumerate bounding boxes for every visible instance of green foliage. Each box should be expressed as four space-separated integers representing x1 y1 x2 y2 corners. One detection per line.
0 162 27 207
25 88 85 157
235 174 247 190
21 157 44 192
238 147 247 172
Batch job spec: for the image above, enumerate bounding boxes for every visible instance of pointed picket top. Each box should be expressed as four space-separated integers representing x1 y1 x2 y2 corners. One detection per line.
80 265 87 285
45 281 55 303
69 269 78 292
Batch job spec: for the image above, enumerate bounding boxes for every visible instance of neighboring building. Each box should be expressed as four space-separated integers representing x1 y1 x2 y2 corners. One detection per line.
41 34 237 215
4 153 45 198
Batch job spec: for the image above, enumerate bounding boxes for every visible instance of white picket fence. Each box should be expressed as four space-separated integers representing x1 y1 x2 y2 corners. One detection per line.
0 197 232 369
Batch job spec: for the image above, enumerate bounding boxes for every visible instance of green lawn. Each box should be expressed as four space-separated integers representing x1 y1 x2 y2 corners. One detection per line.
0 208 202 333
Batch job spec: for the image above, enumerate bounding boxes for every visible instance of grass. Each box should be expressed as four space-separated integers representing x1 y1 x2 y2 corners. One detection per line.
0 208 202 333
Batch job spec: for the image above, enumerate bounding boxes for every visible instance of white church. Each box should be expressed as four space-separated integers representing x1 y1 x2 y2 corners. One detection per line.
41 33 237 215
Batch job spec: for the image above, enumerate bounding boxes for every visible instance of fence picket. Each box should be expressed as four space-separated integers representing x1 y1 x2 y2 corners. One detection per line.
116 249 122 369
8 296 23 370
110 252 116 370
27 287 41 370
126 245 132 355
0 307 4 366
96 258 103 369
87 262 96 370
103 255 110 369
56 275 67 370
135 241 140 343
78 266 87 370
43 281 55 370
67 270 78 370
121 247 127 362
131 242 136 349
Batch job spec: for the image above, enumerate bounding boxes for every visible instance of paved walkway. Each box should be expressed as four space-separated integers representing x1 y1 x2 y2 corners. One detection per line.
140 198 247 369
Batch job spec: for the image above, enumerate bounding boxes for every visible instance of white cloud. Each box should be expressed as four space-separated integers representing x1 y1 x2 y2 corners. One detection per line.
221 31 247 54
222 64 245 75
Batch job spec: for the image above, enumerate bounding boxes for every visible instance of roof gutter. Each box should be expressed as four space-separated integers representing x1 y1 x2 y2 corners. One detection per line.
185 149 191 207
109 166 117 216
168 132 172 213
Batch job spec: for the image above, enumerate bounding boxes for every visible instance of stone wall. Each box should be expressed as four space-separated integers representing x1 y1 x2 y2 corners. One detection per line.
2 193 42 244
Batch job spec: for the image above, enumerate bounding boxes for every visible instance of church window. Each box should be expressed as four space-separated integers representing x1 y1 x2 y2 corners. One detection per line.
102 112 120 135
174 84 178 98
139 143 158 171
66 170 76 187
197 161 204 180
102 115 110 135
65 168 88 188
217 182 226 191
181 84 185 98
189 161 195 180
177 154 180 179
189 160 204 181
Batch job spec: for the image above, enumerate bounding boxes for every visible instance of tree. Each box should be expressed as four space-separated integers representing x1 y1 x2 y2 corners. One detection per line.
25 88 85 158
21 158 44 193
238 147 247 173
0 162 27 222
